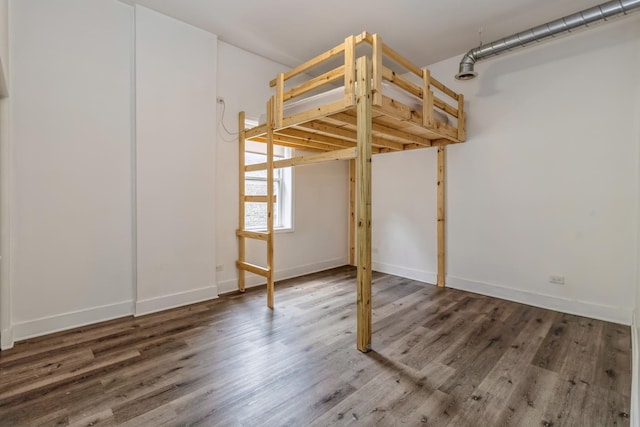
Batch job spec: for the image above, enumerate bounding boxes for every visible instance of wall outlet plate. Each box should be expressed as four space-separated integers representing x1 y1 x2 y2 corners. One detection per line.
549 275 565 285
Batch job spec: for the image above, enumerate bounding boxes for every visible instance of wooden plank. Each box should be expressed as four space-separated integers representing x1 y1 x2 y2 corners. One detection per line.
246 147 356 172
278 127 356 149
349 159 356 266
381 41 422 78
375 96 459 141
437 146 446 287
267 32 371 87
275 73 284 129
236 230 270 242
356 56 372 353
283 65 344 102
422 68 434 127
327 112 433 146
344 35 355 107
430 75 460 101
238 111 246 292
243 195 277 203
236 261 269 277
381 66 422 99
269 41 346 87
266 98 275 309
433 95 459 118
458 93 466 141
245 123 267 139
251 135 381 155
294 121 403 151
280 100 349 129
372 34 383 106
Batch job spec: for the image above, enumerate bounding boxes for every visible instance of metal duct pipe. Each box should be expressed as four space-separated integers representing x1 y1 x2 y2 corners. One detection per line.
455 0 640 80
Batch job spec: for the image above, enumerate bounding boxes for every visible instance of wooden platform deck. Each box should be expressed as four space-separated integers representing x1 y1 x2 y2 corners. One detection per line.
0 267 631 426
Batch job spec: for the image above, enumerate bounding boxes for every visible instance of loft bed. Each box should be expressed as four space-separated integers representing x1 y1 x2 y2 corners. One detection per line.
236 32 466 352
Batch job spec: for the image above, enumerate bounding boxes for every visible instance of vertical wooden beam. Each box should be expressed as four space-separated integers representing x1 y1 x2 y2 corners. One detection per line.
344 35 356 107
356 56 372 352
266 98 275 308
372 34 383 106
437 146 446 288
422 68 434 127
275 73 284 129
457 94 466 141
238 111 246 292
349 159 356 266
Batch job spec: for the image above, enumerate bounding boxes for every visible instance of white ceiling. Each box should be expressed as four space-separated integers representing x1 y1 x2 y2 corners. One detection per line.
122 0 609 68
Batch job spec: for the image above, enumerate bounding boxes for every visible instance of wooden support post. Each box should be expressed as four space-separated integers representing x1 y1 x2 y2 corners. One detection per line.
437 146 446 288
422 68 434 127
344 35 356 107
266 98 275 308
349 159 356 266
356 56 372 352
238 111 246 292
457 94 466 141
372 34 382 106
275 73 284 129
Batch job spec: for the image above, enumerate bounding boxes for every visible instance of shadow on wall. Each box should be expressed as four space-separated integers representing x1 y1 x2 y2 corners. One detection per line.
473 16 640 98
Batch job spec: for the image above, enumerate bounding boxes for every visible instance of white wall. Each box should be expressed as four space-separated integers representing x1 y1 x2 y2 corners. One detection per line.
216 42 349 293
135 6 217 314
9 0 134 340
374 16 640 325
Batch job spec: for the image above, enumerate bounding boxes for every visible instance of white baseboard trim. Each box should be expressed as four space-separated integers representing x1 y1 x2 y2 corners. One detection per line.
447 275 631 325
12 300 134 342
135 285 218 317
1 327 14 350
217 257 348 295
632 310 639 427
370 261 631 325
372 261 437 285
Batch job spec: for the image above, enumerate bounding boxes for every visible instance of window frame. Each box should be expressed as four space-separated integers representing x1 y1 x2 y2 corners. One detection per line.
244 139 293 232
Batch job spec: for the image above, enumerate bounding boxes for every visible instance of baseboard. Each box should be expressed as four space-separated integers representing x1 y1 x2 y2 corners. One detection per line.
370 261 631 325
217 257 348 294
372 261 437 285
12 300 134 342
632 310 639 427
447 275 631 325
1 327 13 350
135 285 218 316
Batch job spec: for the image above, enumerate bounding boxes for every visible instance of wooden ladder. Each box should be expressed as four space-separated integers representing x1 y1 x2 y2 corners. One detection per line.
236 105 275 308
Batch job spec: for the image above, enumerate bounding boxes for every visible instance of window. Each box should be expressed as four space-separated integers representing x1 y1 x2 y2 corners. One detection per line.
244 140 293 231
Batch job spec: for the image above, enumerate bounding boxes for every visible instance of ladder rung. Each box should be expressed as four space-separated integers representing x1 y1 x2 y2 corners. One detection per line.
244 195 277 203
236 261 270 277
236 230 271 241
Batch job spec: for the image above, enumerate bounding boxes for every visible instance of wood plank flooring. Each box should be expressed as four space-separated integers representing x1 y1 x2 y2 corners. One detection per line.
0 266 631 426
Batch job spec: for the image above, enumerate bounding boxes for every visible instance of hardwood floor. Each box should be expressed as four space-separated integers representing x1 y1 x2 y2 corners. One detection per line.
0 266 631 426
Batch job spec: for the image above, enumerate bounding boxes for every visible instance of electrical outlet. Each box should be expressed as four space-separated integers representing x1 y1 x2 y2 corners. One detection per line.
549 275 564 285
216 264 224 272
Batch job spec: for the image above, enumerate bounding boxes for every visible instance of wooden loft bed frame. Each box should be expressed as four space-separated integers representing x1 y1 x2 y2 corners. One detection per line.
236 31 466 352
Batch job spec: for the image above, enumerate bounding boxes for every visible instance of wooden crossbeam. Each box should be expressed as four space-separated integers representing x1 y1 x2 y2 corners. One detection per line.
245 147 357 172
243 195 277 203
236 230 270 241
295 122 403 151
326 112 433 146
236 261 270 277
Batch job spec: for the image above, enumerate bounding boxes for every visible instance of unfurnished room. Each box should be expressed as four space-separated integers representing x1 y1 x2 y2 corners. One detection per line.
0 0 640 426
